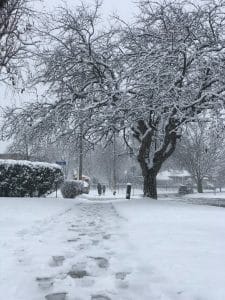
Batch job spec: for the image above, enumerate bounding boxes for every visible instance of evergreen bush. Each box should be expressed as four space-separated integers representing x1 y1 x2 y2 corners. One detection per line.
60 180 83 198
0 160 64 197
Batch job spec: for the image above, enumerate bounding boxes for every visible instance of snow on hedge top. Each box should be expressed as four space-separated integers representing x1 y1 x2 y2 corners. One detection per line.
0 159 62 170
75 180 89 187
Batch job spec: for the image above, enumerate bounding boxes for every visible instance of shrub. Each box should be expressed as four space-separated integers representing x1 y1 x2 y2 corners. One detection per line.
73 175 90 194
0 159 64 197
60 180 83 198
77 180 90 194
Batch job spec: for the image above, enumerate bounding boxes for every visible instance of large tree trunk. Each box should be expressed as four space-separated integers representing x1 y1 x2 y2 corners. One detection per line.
197 178 203 193
0 0 7 9
144 171 157 199
134 118 179 199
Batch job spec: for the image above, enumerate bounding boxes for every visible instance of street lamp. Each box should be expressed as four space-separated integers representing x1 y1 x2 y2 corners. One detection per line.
24 116 33 160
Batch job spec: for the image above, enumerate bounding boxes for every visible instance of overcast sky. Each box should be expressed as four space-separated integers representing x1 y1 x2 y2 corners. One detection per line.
41 0 137 19
0 0 137 153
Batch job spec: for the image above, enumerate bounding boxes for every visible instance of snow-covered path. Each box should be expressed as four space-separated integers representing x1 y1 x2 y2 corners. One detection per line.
0 198 138 300
1 196 225 300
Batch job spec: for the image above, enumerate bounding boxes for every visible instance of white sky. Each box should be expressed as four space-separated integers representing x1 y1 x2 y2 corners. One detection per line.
0 0 137 152
42 0 137 19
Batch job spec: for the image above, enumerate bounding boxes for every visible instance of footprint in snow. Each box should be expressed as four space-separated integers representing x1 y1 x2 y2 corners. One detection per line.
68 270 89 278
115 272 130 289
88 221 96 226
115 272 130 280
92 239 100 245
49 256 65 267
102 234 111 240
77 242 91 250
90 257 109 269
68 228 79 232
91 294 111 300
67 238 80 242
78 233 86 236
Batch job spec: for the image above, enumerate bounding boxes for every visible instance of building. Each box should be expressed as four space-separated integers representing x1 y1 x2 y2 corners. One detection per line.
157 170 192 187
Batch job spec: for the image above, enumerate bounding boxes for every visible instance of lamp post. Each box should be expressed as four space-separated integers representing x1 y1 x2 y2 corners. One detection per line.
78 123 83 180
24 117 33 160
112 132 117 194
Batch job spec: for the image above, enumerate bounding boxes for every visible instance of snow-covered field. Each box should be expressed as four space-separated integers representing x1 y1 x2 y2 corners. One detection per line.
1 193 225 300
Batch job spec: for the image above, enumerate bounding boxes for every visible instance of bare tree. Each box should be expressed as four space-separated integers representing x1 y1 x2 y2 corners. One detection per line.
120 0 225 198
25 0 122 139
1 1 123 172
213 162 225 191
173 121 225 193
0 0 32 84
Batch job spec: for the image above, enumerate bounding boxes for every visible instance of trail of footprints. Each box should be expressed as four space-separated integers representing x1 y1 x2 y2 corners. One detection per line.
36 203 131 300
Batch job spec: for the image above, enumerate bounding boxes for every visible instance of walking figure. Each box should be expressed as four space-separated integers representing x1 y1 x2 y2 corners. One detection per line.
102 185 106 195
97 183 102 196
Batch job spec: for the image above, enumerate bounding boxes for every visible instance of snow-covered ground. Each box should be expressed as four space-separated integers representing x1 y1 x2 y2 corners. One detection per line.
172 191 225 207
184 191 225 198
1 192 225 300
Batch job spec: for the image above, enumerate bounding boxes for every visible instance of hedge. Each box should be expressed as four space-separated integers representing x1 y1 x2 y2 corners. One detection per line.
0 159 64 197
60 180 83 198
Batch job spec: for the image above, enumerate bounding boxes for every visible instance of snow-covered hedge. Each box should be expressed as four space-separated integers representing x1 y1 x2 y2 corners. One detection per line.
0 160 64 197
75 180 90 194
61 180 83 198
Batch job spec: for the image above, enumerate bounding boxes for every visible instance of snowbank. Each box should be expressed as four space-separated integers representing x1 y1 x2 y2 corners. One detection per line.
114 199 225 300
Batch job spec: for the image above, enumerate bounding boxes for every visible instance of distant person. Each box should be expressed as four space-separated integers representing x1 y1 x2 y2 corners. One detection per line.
102 185 106 195
97 183 102 196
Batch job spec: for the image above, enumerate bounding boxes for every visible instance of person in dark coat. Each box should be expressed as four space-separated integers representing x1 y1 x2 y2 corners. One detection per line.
102 185 106 195
97 183 102 195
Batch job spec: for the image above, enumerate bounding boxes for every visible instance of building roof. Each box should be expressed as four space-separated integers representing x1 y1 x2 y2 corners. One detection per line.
157 170 191 180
